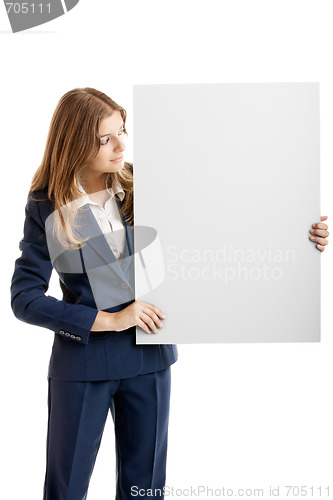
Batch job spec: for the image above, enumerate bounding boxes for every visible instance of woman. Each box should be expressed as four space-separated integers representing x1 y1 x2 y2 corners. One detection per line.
11 88 178 500
10 87 329 500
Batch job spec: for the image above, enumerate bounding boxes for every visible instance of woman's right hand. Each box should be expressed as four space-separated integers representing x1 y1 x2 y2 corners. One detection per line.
113 301 166 334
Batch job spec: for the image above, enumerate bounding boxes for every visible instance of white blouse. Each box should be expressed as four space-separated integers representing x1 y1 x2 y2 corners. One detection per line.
76 180 126 263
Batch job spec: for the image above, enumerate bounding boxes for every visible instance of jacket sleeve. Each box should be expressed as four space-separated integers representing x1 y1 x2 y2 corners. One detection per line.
10 197 99 345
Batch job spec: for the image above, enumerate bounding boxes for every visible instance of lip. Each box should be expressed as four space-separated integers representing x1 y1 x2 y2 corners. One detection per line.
112 156 123 162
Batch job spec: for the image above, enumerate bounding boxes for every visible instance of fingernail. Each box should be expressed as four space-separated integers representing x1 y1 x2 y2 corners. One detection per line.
162 314 166 318
310 229 314 233
311 236 315 240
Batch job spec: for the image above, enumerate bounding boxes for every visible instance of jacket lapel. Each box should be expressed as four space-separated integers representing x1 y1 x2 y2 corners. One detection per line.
73 202 134 288
116 199 134 275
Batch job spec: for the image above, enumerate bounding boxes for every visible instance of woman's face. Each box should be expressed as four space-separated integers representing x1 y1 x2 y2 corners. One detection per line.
87 111 126 175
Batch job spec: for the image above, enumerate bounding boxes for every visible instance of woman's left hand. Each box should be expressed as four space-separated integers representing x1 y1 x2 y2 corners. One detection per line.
309 215 329 252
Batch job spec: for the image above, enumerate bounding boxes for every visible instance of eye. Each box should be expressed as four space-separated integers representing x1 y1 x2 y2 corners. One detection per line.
118 125 125 136
100 137 110 146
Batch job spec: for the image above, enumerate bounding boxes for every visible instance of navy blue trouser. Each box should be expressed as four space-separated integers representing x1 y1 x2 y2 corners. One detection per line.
43 367 171 500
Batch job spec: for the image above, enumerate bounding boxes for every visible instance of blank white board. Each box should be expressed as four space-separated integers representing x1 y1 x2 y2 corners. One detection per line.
133 83 320 343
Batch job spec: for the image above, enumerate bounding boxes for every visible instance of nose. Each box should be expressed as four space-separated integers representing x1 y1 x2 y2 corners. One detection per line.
114 136 126 153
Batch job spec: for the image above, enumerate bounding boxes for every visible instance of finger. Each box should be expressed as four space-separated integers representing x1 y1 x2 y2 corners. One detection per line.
317 244 325 252
309 229 329 237
312 223 328 230
140 301 166 319
140 312 159 334
137 318 151 334
309 235 329 245
321 216 328 221
142 308 164 328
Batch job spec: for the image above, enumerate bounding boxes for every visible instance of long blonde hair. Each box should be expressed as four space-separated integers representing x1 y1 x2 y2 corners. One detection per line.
29 87 133 250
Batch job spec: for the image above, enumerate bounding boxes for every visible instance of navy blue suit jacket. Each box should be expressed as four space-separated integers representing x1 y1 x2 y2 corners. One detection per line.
10 188 178 381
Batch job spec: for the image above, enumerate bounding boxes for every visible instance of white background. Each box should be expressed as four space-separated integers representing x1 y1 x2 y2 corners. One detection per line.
1 1 332 498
